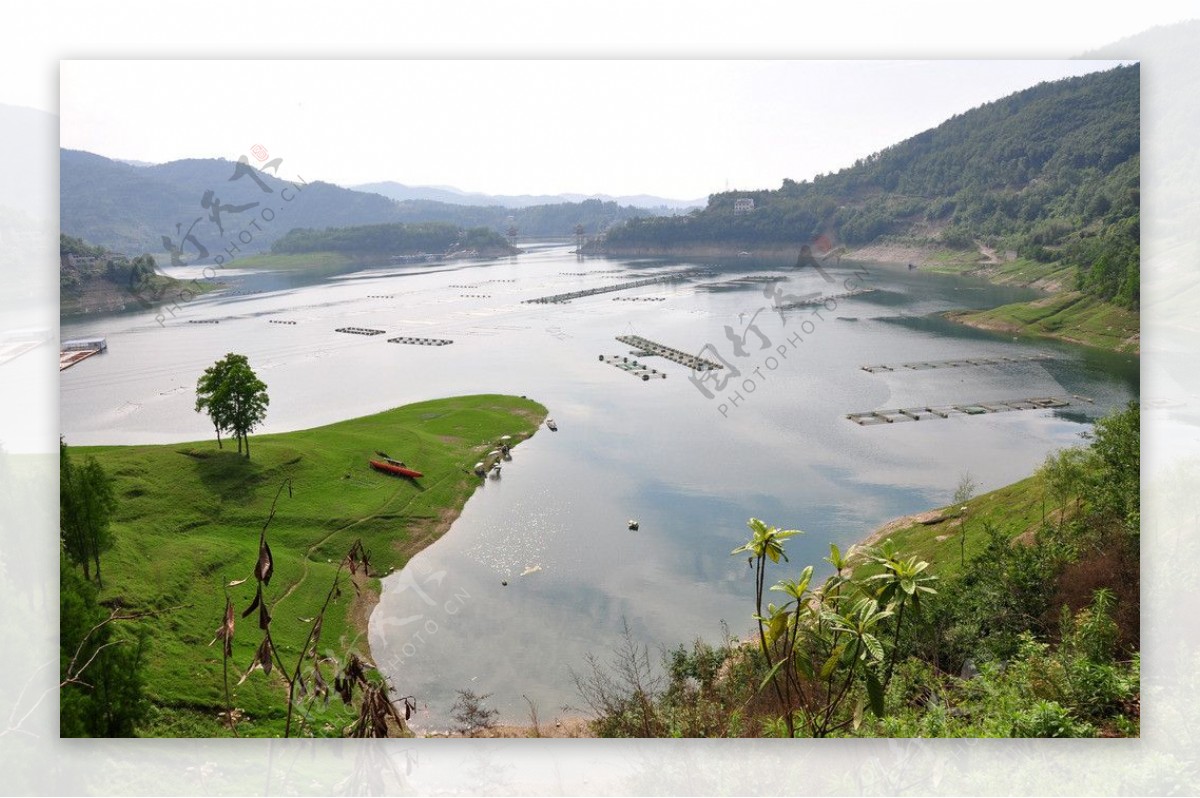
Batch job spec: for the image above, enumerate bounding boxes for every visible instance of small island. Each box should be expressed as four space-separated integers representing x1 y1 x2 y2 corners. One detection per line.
232 221 520 272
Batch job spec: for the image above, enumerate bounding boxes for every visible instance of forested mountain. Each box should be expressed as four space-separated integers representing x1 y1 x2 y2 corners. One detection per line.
595 65 1139 309
61 150 668 259
60 150 404 259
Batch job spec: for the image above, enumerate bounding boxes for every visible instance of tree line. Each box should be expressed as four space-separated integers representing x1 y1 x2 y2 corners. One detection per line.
270 221 515 257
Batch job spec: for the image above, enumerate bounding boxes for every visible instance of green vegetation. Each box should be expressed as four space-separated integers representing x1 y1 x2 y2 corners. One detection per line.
67 394 546 737
270 221 518 259
575 402 1140 737
945 291 1139 352
60 559 149 737
195 353 270 458
60 233 217 315
60 439 117 585
385 196 656 237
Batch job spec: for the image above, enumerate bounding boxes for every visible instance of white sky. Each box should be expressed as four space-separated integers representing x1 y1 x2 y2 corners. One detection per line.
60 59 1130 200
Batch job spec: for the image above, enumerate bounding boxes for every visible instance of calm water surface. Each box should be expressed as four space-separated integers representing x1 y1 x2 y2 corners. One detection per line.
60 243 1138 729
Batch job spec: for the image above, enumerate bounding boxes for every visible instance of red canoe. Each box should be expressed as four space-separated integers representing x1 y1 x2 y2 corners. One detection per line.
369 459 423 479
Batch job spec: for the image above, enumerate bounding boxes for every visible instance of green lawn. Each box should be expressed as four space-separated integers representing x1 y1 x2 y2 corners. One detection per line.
74 394 546 737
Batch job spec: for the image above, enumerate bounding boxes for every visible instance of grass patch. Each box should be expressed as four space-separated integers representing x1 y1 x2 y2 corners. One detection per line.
851 473 1052 583
944 291 1139 353
75 394 546 737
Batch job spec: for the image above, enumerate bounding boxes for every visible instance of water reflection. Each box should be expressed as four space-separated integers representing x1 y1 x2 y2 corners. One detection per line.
61 245 1138 728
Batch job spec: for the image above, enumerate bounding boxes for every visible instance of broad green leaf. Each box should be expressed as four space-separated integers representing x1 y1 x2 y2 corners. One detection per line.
820 645 845 679
758 657 788 693
862 633 883 662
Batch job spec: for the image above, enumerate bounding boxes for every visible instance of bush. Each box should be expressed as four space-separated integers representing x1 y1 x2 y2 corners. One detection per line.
1011 700 1096 738
450 689 499 736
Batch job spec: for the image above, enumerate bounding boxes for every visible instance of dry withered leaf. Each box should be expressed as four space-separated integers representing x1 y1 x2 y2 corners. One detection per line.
256 539 274 586
242 584 262 619
211 597 236 657
257 636 274 676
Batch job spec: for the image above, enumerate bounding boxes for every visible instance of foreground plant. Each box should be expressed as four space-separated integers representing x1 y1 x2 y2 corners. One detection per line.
213 479 414 737
734 519 936 737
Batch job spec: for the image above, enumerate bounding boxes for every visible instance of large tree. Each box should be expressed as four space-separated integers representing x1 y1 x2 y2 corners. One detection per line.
195 353 269 458
59 439 116 586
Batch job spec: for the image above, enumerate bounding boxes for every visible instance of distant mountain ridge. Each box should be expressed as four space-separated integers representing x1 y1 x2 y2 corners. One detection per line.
60 150 677 259
61 150 402 260
352 180 705 211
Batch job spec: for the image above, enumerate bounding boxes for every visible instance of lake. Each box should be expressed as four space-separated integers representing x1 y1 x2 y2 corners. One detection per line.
60 242 1139 730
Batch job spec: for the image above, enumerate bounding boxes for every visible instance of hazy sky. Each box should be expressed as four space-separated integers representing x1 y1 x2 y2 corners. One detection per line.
62 60 1129 200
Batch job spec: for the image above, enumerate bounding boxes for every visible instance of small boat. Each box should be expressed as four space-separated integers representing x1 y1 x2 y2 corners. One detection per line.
489 463 502 479
546 418 558 431
628 520 639 531
369 459 424 479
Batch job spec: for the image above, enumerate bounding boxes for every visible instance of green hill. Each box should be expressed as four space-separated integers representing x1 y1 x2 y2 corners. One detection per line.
70 394 546 737
592 65 1140 316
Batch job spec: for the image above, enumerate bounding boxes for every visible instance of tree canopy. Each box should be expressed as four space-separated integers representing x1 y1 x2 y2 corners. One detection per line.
60 439 117 586
195 353 270 458
270 221 516 257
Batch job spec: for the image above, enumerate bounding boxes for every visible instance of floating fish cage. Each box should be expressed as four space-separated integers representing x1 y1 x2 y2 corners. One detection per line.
777 288 876 310
615 334 723 371
599 354 668 381
861 353 1054 374
335 327 386 336
846 395 1089 425
387 336 453 346
523 272 699 304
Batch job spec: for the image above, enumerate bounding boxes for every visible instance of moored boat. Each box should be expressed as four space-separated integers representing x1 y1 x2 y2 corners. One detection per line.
369 459 424 479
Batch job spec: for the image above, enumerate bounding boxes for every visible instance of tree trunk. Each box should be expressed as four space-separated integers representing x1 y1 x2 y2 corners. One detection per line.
214 422 223 449
245 434 251 459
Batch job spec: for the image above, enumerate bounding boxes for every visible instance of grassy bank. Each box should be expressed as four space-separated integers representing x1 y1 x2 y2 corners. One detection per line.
850 473 1051 583
76 394 546 737
944 291 1139 354
846 242 1138 355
